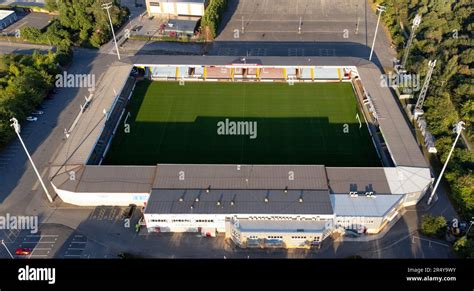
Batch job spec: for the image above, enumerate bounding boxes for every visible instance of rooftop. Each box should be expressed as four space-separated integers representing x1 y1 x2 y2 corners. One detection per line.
145 189 333 215
153 164 329 190
326 167 391 194
330 194 403 217
51 165 156 194
49 62 133 170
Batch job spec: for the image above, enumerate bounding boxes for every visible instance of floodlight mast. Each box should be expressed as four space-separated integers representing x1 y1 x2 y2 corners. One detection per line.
9 117 53 203
427 121 465 205
401 14 422 69
102 2 121 60
369 5 386 61
414 59 436 117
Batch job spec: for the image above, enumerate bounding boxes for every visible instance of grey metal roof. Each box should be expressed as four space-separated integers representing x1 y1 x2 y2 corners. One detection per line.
357 66 427 167
330 194 403 217
326 167 391 194
153 164 328 190
51 165 156 193
145 189 333 215
50 63 133 168
128 55 370 68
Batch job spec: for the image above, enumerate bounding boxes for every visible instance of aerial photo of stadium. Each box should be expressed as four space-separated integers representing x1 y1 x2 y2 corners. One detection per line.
1 0 471 285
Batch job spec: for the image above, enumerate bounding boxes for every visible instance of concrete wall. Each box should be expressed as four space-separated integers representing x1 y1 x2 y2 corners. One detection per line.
225 219 332 249
144 213 335 234
147 0 206 17
335 216 384 234
52 184 149 206
144 213 226 233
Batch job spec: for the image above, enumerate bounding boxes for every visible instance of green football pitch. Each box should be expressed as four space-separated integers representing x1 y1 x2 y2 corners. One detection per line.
103 81 380 166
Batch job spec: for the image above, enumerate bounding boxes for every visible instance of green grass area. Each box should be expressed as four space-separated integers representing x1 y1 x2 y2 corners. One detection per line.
103 81 380 166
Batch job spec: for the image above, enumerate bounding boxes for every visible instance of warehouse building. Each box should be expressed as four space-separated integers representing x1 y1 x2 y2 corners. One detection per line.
0 10 17 30
144 187 335 248
146 0 208 17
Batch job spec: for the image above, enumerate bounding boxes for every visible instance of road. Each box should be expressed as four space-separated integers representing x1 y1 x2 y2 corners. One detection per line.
0 1 459 259
0 41 52 54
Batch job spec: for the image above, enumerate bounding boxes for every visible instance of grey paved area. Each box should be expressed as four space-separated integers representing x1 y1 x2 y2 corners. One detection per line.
218 0 369 44
214 0 396 70
0 40 51 54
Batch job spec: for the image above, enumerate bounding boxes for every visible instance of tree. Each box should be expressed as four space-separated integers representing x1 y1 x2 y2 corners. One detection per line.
45 0 59 12
21 0 128 48
200 0 228 40
453 236 474 258
421 215 447 237
0 50 69 150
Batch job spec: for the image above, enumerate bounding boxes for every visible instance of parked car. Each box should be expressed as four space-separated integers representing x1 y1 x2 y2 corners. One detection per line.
32 110 44 115
122 204 136 219
26 116 38 122
15 248 31 255
344 229 361 238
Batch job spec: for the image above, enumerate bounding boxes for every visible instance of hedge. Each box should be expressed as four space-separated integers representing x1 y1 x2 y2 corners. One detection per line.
200 0 228 40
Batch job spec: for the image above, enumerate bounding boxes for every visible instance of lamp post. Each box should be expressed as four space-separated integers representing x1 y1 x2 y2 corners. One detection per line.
369 5 386 61
355 4 360 35
10 118 53 203
102 2 121 60
427 121 465 205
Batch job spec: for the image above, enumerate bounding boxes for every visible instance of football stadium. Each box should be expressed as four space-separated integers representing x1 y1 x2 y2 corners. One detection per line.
48 56 433 249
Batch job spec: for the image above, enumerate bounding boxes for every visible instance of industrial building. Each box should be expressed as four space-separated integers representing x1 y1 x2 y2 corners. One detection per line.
0 10 17 30
49 56 433 249
146 0 208 17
